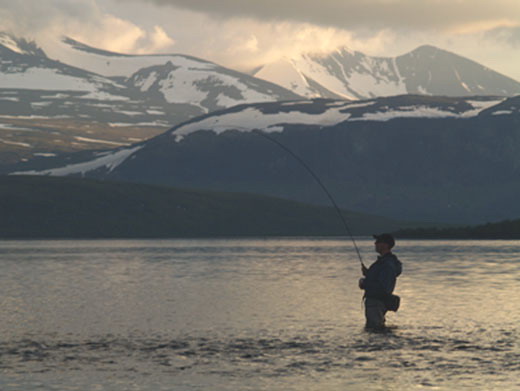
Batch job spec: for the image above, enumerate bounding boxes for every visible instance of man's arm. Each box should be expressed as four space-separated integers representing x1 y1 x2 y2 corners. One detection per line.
361 264 368 276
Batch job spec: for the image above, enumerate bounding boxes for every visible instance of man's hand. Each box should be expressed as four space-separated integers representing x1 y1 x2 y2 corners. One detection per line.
358 278 365 290
361 264 368 276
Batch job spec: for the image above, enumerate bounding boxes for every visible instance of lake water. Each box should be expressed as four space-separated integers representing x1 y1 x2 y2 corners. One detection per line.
0 238 518 390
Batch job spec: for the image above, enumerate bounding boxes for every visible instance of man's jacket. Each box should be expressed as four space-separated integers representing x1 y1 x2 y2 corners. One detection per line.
362 253 402 299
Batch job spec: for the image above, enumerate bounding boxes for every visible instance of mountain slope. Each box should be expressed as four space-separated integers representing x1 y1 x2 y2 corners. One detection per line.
255 45 520 99
10 94 520 224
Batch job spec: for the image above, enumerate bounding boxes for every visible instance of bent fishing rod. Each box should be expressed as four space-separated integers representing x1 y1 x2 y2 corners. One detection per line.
228 126 366 267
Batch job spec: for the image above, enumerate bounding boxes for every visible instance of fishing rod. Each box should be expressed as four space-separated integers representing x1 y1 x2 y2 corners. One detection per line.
245 128 365 268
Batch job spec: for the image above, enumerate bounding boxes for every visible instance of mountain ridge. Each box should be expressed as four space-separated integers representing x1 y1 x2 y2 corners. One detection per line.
254 45 520 99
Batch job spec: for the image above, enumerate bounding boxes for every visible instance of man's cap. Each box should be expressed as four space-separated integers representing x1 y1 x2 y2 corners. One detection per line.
373 233 395 248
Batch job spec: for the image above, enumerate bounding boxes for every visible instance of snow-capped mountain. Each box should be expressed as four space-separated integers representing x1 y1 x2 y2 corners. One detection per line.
0 33 174 163
0 33 300 163
0 33 300 117
3 30 520 169
0 32 178 125
48 36 302 112
255 45 520 99
0 34 126 98
11 95 520 224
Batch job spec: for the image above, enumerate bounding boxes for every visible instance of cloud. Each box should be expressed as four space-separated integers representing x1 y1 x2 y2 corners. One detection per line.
0 0 98 36
144 26 176 52
485 26 520 48
159 17 396 71
0 0 176 54
127 0 520 32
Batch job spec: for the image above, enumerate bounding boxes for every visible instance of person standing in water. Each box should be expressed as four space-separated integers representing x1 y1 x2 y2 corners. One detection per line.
358 233 402 330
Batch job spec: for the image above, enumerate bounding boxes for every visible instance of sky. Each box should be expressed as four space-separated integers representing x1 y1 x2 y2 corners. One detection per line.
1 0 520 80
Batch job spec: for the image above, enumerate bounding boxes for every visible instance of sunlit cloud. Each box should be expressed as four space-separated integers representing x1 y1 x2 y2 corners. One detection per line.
448 19 520 35
70 15 146 53
0 0 175 55
144 26 176 53
485 26 520 48
184 19 397 71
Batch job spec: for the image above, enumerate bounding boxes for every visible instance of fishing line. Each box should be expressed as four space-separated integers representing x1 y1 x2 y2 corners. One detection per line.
221 125 364 266
252 129 365 267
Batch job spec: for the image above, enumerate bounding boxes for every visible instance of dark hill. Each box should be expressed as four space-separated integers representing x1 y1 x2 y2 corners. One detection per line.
0 176 417 239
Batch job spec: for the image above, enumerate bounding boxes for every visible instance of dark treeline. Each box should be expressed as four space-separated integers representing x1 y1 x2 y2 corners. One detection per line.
396 219 520 239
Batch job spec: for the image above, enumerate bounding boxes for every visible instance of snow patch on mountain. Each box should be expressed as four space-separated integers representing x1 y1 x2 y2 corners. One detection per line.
0 34 24 54
172 98 506 141
130 60 300 112
0 123 35 132
78 91 130 101
172 106 353 142
135 71 158 92
352 107 459 122
352 99 504 121
255 58 320 98
0 67 116 92
74 136 129 146
461 99 505 117
41 37 217 78
256 50 408 100
158 69 214 109
340 101 375 109
292 54 358 99
346 66 406 98
0 139 31 148
0 62 129 102
12 145 143 176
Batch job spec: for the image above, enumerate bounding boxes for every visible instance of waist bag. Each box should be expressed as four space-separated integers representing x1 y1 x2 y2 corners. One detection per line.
384 294 400 312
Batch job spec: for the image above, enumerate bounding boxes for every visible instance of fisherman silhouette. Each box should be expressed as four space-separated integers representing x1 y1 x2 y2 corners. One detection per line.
358 233 402 330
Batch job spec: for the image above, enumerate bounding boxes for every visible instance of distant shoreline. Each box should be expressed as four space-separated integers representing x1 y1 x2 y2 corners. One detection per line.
2 235 520 241
394 221 520 240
